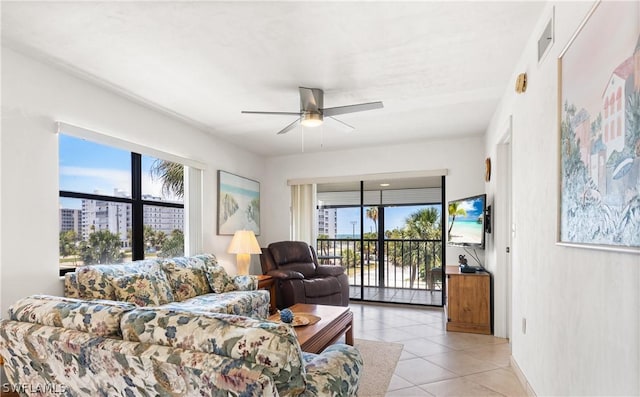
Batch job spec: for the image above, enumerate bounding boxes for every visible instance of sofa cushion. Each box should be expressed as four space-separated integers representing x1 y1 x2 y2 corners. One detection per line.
204 265 236 293
111 273 171 306
162 263 211 301
75 259 173 302
121 308 306 395
162 253 217 269
232 274 258 291
8 295 135 337
0 321 279 396
160 290 270 319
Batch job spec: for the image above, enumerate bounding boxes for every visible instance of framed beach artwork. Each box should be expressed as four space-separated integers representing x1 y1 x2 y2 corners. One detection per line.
217 170 260 235
558 1 640 253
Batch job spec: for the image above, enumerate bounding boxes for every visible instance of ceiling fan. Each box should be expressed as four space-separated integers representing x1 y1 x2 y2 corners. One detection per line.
241 87 383 135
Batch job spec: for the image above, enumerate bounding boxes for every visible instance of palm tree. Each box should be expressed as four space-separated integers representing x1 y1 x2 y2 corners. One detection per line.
150 159 184 198
447 202 467 241
80 230 124 265
366 207 378 234
403 208 442 287
59 230 79 265
405 208 441 240
159 229 184 257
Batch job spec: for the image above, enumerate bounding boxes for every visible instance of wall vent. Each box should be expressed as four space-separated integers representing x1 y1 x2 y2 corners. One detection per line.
538 8 555 63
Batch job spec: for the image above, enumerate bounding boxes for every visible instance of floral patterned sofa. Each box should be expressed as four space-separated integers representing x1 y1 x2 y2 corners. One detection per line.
0 295 362 396
64 253 270 318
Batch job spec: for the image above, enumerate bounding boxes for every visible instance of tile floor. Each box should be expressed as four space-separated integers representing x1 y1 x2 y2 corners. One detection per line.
350 302 526 396
350 286 443 306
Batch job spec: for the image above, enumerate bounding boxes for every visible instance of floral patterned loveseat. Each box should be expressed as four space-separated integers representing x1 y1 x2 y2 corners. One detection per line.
0 295 362 396
64 253 270 318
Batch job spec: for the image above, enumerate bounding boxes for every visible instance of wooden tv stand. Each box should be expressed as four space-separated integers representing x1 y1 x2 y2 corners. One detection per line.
445 265 492 335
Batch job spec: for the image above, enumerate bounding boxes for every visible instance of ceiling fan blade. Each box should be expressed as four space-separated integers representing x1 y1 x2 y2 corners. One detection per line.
241 111 302 115
322 101 384 117
276 117 301 135
328 116 355 131
299 87 323 112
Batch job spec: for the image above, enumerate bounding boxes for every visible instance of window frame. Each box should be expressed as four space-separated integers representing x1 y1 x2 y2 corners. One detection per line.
59 152 185 276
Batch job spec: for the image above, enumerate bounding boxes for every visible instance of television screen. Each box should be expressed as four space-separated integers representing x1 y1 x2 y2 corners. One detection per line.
447 194 486 248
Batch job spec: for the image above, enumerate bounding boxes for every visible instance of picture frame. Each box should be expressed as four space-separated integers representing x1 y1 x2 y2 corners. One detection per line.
217 170 260 235
557 1 640 253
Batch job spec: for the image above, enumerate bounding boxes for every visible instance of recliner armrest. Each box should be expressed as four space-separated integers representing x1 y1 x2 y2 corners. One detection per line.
267 269 305 280
315 265 345 277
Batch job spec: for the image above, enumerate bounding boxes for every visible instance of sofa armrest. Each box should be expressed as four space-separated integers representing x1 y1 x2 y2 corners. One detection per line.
315 265 345 277
232 275 258 291
267 269 304 280
303 344 363 397
64 272 81 298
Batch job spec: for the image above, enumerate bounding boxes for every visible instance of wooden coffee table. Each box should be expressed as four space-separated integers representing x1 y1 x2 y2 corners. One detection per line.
269 303 353 354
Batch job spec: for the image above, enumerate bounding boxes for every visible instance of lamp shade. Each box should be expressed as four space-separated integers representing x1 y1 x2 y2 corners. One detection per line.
227 230 262 255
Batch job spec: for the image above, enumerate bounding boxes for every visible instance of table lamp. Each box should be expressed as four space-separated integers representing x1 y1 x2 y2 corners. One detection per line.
227 230 262 275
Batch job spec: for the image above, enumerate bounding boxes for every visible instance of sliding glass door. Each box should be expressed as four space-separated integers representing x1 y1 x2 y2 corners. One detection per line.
316 176 445 306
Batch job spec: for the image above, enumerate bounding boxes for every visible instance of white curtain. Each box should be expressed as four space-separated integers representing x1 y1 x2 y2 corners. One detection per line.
290 184 316 245
184 166 203 255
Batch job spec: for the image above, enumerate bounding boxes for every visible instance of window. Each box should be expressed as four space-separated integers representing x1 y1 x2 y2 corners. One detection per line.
59 134 185 274
617 87 622 112
618 116 622 137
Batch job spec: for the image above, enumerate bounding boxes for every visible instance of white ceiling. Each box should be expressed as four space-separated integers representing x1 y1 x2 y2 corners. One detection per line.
1 1 545 156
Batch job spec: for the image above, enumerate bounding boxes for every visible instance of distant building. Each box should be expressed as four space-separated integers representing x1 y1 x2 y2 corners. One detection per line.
142 194 184 235
59 208 80 234
71 190 184 247
82 198 131 247
317 208 337 238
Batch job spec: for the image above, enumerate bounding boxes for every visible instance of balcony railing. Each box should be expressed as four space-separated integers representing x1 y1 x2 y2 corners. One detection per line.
316 238 443 291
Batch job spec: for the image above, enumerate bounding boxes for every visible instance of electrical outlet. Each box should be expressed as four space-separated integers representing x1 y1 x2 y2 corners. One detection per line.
522 318 527 334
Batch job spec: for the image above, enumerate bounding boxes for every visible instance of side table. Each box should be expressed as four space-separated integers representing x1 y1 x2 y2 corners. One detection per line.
257 274 277 314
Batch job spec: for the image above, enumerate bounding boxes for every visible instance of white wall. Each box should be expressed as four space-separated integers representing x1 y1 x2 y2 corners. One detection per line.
262 136 486 266
485 2 639 395
0 47 266 316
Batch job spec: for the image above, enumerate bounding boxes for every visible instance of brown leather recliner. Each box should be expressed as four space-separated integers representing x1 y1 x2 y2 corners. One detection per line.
260 241 349 309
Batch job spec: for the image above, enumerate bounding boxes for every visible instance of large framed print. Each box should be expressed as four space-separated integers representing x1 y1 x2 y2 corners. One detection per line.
558 1 640 253
217 170 260 235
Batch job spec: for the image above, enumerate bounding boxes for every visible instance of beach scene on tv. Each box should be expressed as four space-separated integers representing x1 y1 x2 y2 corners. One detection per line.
447 196 484 246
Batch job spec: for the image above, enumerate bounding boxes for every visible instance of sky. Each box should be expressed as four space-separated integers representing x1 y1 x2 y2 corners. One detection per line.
336 205 441 236
59 134 181 209
450 196 484 222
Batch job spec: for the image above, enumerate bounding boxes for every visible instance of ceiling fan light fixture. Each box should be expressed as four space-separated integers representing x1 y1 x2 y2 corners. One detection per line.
301 112 323 127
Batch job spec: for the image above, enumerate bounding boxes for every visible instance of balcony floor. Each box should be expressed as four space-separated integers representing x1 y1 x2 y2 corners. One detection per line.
350 286 443 306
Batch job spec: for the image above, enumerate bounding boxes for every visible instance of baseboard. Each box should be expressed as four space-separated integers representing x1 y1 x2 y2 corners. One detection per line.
510 355 537 396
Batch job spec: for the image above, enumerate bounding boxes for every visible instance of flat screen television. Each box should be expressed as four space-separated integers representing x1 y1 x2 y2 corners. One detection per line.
447 194 486 249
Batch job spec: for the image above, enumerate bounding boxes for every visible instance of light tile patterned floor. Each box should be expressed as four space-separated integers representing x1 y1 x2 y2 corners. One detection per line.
349 302 526 396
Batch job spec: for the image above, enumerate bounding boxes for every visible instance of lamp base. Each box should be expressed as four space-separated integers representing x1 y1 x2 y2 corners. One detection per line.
236 253 251 275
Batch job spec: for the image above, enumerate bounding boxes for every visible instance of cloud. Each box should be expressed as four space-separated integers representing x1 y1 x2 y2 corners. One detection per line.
459 201 476 212
60 166 130 195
